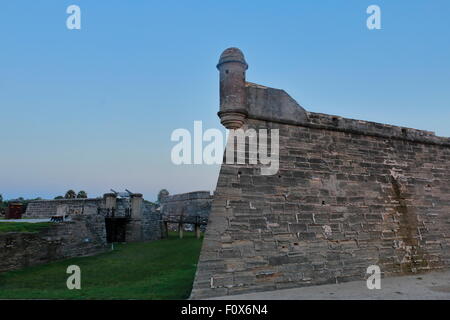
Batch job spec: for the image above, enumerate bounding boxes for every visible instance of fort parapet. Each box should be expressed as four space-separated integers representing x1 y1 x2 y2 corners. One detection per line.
161 191 212 223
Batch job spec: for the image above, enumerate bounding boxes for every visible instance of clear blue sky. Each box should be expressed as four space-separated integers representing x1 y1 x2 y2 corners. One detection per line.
1 1 449 201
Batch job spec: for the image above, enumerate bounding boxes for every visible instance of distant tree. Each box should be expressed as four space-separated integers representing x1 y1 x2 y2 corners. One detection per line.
54 196 64 200
0 194 4 215
64 190 76 199
77 190 88 199
157 189 169 204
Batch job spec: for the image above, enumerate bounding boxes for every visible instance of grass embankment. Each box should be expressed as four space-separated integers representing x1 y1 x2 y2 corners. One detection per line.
0 232 203 299
0 222 51 233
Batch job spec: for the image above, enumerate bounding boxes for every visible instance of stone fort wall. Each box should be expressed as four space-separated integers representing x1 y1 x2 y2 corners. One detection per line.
24 195 163 243
161 191 213 224
127 202 163 242
0 215 107 272
25 198 102 218
190 48 450 298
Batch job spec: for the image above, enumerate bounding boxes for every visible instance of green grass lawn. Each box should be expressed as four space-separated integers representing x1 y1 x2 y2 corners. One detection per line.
0 222 51 233
0 232 203 299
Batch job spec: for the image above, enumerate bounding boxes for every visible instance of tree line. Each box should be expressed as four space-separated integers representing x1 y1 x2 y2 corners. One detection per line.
1 189 169 211
0 190 87 206
54 190 88 199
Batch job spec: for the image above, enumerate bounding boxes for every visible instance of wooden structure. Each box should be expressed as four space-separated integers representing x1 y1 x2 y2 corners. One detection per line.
162 215 207 239
5 202 25 219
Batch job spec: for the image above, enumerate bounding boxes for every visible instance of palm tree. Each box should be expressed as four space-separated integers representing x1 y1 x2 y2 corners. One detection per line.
77 191 88 198
64 190 77 199
157 189 169 204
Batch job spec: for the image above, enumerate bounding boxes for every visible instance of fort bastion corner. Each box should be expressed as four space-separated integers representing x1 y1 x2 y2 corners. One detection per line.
190 47 450 299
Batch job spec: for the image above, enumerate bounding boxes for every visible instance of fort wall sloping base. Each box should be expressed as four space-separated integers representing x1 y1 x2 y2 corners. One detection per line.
190 48 450 299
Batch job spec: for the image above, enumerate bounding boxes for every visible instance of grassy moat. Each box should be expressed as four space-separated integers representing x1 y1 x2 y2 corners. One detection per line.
0 232 203 299
0 222 51 233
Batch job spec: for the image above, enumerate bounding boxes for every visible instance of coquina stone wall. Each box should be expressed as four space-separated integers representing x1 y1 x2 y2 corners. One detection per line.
24 198 102 218
23 195 163 243
161 191 212 225
142 202 164 240
126 202 163 242
190 48 450 298
0 215 107 272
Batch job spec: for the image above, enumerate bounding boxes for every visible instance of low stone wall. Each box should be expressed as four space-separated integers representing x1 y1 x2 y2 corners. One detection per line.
0 215 107 273
24 199 102 218
22 195 163 243
161 191 212 222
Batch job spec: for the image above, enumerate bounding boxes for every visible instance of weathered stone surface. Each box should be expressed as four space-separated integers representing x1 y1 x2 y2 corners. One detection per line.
25 198 102 218
0 215 107 272
161 191 212 229
246 82 308 125
217 48 248 129
23 195 163 243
